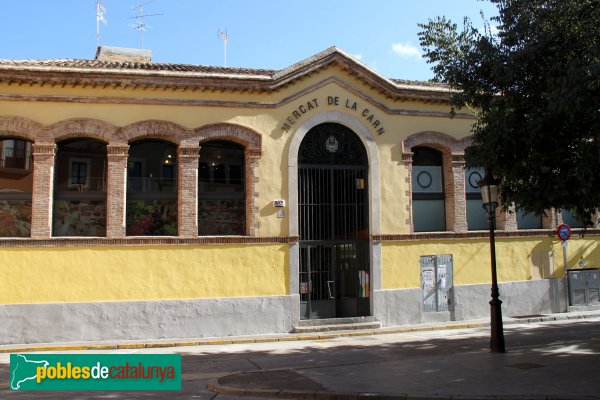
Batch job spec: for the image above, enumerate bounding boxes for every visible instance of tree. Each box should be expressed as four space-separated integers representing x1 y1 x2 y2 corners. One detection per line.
418 0 600 225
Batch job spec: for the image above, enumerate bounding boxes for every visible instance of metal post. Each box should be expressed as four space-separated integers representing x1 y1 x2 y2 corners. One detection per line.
563 241 569 310
488 210 506 353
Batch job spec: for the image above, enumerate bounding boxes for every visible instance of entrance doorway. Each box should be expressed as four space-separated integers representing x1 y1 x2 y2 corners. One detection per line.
298 123 370 319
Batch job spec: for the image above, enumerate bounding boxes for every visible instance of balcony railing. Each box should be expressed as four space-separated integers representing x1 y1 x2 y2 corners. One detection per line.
0 157 31 171
127 177 177 193
54 177 107 192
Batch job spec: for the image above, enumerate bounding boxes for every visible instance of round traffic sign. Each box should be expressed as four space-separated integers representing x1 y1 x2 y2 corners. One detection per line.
557 223 571 241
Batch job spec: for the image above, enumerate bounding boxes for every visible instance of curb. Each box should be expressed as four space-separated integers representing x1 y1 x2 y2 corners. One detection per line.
207 373 592 400
208 376 408 400
1 311 599 354
0 322 486 354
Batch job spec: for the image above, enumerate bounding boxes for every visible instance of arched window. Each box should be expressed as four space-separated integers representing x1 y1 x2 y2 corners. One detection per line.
198 140 245 235
412 146 445 232
53 138 107 237
0 137 33 237
126 139 178 236
465 167 488 230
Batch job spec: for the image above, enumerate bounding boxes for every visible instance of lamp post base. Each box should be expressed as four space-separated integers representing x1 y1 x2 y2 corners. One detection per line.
490 294 506 353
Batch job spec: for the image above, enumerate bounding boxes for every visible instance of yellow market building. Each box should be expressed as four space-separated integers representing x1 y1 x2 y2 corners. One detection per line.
0 46 598 344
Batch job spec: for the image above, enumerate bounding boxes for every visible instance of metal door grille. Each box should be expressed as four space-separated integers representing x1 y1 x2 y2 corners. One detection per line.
298 123 370 319
299 167 368 241
299 245 334 304
299 241 370 319
299 168 332 241
333 169 368 240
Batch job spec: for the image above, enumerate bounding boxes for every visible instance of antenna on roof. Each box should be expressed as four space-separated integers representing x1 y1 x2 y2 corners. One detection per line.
96 0 108 47
218 28 228 67
129 0 163 49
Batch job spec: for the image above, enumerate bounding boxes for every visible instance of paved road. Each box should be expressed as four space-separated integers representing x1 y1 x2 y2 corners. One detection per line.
1 317 599 399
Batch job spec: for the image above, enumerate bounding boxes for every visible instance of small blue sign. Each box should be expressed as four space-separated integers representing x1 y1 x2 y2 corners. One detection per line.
557 224 571 241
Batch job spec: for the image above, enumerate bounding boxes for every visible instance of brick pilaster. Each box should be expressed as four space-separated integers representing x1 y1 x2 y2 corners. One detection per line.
106 144 129 238
178 147 199 237
30 143 56 238
497 204 518 231
542 208 559 229
402 153 414 232
448 154 468 232
246 150 261 236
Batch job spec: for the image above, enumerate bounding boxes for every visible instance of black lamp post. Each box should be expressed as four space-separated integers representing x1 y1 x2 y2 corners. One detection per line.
478 169 506 353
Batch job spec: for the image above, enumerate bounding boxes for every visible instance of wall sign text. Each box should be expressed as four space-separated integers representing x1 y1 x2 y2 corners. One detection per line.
280 96 386 135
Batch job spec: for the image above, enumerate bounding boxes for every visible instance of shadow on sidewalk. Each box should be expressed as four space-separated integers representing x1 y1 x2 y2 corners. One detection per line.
1 320 599 399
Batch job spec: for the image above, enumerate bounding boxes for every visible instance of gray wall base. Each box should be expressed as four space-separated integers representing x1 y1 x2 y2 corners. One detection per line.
569 304 600 312
421 311 452 324
452 278 566 321
374 279 566 326
0 295 296 345
1 280 567 344
372 288 422 326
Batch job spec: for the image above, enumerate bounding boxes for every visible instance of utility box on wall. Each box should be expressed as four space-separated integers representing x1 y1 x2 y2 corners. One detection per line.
568 269 600 306
420 254 453 312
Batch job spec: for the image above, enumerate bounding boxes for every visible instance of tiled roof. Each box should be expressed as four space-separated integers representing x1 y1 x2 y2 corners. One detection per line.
391 78 446 89
0 48 452 99
0 58 276 77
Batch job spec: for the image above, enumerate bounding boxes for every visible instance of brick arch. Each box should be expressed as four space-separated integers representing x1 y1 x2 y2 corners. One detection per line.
402 131 468 155
194 123 262 157
403 131 472 234
194 123 263 236
49 119 118 144
119 120 191 145
0 116 43 142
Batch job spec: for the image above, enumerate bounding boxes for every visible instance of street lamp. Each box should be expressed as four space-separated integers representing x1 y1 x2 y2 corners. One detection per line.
478 169 506 353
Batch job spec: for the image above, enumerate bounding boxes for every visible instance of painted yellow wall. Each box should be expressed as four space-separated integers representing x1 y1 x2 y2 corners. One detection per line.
0 244 288 304
1 236 597 305
551 236 600 272
382 236 600 289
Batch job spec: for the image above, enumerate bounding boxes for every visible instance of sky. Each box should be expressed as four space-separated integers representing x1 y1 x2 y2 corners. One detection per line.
0 0 498 81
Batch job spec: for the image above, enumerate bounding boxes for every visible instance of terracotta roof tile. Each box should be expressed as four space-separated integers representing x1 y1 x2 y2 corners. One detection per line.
0 59 446 87
391 78 447 88
0 48 451 98
0 59 277 77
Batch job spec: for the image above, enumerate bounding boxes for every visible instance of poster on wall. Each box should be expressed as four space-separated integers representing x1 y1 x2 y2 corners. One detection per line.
420 255 453 312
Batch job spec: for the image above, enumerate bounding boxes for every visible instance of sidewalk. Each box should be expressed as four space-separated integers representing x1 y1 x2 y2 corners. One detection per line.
207 311 600 400
209 342 600 400
1 311 600 400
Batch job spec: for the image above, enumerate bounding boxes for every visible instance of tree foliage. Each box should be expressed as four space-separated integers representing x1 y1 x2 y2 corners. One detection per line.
418 0 600 225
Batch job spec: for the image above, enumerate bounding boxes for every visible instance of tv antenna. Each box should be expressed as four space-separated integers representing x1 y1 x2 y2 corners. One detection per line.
96 0 108 47
129 0 163 49
218 28 228 67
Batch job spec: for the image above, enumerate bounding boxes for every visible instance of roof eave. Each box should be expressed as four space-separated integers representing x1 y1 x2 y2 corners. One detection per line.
0 48 453 101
